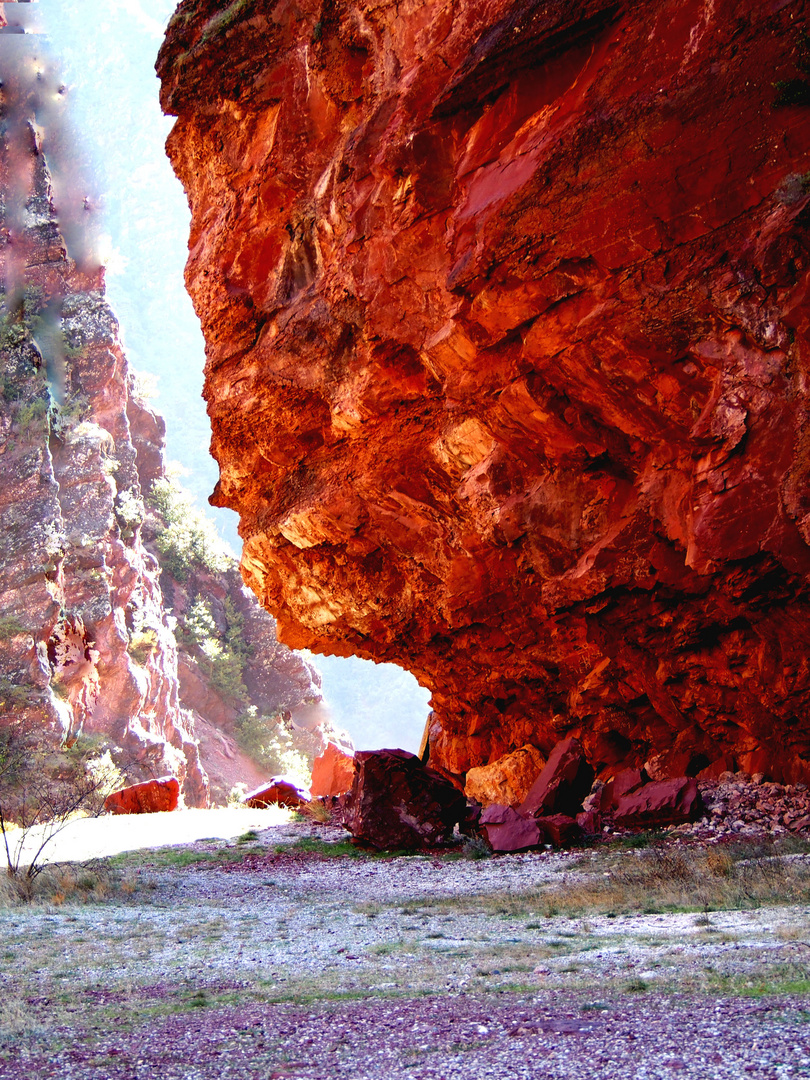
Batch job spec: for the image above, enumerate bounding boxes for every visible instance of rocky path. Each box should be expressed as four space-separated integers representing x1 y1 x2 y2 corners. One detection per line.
1 822 809 1078
2 990 805 1080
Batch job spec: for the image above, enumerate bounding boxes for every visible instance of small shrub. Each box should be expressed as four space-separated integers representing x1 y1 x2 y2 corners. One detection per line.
128 628 159 665
16 397 48 435
0 372 23 402
201 0 250 42
462 834 493 860
0 717 128 892
0 318 26 350
115 489 145 537
228 783 248 807
0 615 25 640
773 78 810 108
148 476 232 581
0 680 31 710
128 370 158 404
775 171 810 205
50 392 90 434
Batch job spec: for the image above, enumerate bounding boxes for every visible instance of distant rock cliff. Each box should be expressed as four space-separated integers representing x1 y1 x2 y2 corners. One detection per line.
159 0 810 784
0 27 329 807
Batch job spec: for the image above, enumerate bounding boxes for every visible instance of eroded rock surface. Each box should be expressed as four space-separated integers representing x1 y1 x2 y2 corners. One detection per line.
0 56 207 803
159 0 810 785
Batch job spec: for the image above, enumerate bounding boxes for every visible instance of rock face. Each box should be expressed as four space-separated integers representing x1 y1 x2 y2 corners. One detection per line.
159 0 810 785
0 31 335 812
0 50 207 805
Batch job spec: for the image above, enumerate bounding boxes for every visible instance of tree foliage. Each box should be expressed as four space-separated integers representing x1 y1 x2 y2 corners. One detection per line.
147 476 232 582
179 596 248 703
234 707 311 788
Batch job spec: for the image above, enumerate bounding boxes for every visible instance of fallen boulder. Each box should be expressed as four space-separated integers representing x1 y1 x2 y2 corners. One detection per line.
464 745 546 808
244 777 310 809
310 742 356 798
534 814 581 847
605 768 645 806
520 737 595 818
613 777 700 828
343 749 467 850
479 804 542 853
576 809 602 836
104 775 180 815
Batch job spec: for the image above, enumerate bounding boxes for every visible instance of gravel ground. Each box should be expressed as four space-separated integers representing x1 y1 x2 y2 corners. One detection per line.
1 820 809 1078
2 991 806 1080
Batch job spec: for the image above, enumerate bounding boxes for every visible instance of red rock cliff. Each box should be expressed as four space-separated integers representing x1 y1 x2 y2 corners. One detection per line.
158 0 810 783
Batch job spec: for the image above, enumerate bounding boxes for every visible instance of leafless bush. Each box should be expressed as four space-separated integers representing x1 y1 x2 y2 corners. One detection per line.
0 717 126 897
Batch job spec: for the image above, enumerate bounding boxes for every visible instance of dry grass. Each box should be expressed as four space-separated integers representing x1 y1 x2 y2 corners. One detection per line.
389 840 810 919
0 860 132 906
562 842 810 915
295 800 334 825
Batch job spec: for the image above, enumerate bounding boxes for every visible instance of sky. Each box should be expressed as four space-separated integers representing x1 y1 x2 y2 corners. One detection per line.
25 0 430 754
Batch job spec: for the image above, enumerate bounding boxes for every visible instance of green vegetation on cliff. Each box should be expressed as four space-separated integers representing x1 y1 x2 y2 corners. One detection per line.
147 476 232 582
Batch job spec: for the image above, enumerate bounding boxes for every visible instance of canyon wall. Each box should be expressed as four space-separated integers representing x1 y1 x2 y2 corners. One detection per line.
158 0 810 783
0 26 328 806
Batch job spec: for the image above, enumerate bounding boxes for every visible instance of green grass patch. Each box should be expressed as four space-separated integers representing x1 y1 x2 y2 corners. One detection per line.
274 838 369 859
108 846 248 870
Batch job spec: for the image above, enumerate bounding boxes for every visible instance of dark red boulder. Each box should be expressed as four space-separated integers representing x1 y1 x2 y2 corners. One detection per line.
535 814 581 847
104 776 180 815
603 768 645 809
343 749 467 850
613 777 700 828
244 777 310 809
479 804 542 853
576 809 602 836
519 737 595 818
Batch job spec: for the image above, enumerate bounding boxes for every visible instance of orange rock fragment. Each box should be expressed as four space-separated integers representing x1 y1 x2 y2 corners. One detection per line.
464 745 546 808
310 742 356 798
104 776 180 815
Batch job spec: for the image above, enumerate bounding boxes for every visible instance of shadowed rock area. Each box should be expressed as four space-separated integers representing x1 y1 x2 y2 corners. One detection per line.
158 0 810 786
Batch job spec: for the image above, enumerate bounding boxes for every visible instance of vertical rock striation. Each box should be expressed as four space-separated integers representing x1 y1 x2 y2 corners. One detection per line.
0 38 209 800
158 0 810 783
0 26 328 806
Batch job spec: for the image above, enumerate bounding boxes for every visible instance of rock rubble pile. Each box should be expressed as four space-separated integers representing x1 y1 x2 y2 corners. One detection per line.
333 738 810 853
